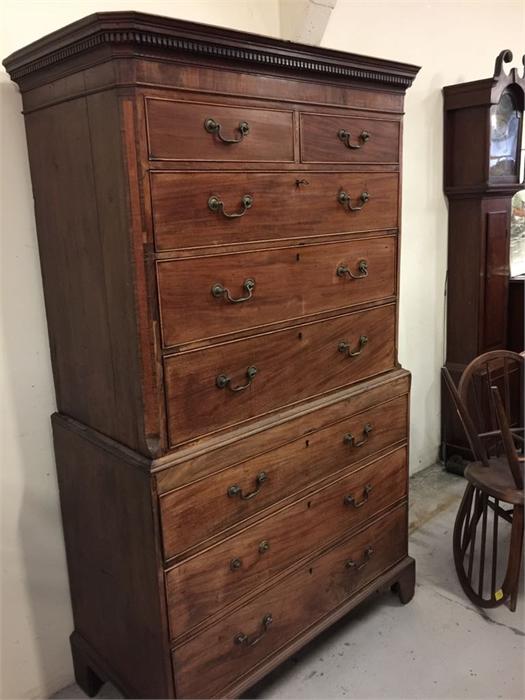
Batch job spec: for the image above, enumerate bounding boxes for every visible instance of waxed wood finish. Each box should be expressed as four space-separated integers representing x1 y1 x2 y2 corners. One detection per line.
173 504 408 699
157 235 397 347
146 97 295 162
160 393 408 559
300 113 400 164
164 303 396 445
52 416 173 699
482 209 509 350
155 370 410 494
23 94 150 454
444 106 488 189
3 13 418 699
150 171 399 251
166 446 407 636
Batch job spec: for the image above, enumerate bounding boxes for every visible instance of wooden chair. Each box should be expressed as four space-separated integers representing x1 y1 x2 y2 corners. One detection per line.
442 351 524 610
458 350 524 458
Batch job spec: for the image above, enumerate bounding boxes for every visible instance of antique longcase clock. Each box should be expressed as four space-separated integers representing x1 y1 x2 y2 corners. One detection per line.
442 50 524 466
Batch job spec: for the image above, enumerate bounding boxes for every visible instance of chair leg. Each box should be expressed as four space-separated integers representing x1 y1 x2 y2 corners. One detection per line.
504 505 524 612
452 484 501 608
453 484 475 580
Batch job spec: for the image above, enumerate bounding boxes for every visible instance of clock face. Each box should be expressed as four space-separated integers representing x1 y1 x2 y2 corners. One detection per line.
489 91 521 178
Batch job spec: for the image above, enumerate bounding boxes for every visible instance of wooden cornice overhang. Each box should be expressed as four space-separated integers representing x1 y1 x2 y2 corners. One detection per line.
3 11 420 92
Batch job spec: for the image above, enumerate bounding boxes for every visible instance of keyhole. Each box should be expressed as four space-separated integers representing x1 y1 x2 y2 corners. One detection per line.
305 439 309 447
298 331 303 340
307 501 312 509
296 253 300 262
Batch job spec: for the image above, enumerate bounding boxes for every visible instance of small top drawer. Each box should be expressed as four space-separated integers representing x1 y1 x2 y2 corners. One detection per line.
300 113 400 164
145 97 295 162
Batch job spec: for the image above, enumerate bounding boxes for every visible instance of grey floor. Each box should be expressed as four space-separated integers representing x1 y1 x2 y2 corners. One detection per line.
53 464 525 700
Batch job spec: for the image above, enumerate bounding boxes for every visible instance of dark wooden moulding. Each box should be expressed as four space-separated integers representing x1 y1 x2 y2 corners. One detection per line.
4 13 419 699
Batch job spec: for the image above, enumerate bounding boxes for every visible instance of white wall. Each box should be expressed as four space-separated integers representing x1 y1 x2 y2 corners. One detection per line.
322 0 525 472
0 3 279 698
279 0 336 42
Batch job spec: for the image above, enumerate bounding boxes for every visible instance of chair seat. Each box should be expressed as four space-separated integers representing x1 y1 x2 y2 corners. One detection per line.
465 457 524 505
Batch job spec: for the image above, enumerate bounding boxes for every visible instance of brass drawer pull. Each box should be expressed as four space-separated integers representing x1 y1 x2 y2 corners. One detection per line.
346 546 374 571
338 128 370 149
338 335 368 357
228 471 268 499
216 366 257 391
343 483 373 508
211 278 255 303
344 423 373 448
234 613 273 647
336 259 369 279
230 541 270 573
204 117 250 143
338 190 369 212
258 539 270 554
208 194 253 218
230 557 243 571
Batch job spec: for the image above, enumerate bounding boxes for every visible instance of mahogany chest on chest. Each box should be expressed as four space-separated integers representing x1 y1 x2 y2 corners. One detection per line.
4 13 419 698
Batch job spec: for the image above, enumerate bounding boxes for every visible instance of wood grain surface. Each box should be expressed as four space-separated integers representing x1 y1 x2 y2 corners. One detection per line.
172 504 408 698
157 235 397 346
160 394 407 559
151 171 399 250
164 303 396 445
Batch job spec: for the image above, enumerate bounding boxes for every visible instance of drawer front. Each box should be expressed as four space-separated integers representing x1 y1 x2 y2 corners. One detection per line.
151 172 398 251
160 394 407 559
146 98 294 162
300 113 400 163
166 446 407 635
172 504 407 698
164 304 396 446
158 236 397 347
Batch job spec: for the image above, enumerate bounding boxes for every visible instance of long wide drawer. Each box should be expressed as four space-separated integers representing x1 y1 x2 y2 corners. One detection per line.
166 446 407 636
164 303 396 446
300 112 400 164
146 97 294 162
160 394 407 560
150 172 399 251
157 235 397 347
172 504 407 698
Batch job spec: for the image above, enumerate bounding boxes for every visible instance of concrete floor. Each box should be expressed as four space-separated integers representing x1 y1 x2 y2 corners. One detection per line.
53 464 525 700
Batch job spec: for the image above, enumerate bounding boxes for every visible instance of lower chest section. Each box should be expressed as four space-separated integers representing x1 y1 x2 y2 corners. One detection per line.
157 371 410 698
